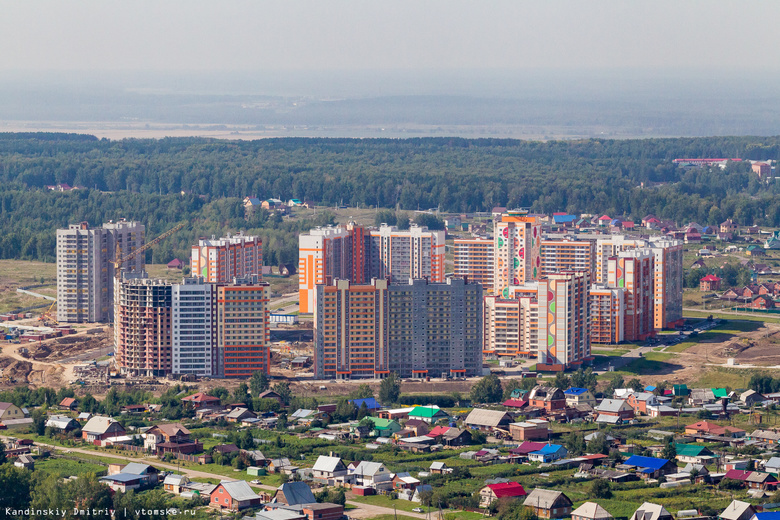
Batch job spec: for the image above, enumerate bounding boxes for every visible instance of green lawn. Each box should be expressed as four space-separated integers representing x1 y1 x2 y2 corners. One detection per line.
591 349 629 357
351 494 426 513
598 352 677 377
35 457 107 477
444 513 484 520
367 515 422 520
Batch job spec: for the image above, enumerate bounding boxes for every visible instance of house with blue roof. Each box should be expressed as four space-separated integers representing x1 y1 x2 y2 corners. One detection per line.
528 444 567 463
752 512 780 520
351 398 381 411
552 214 577 226
622 455 677 479
563 387 596 407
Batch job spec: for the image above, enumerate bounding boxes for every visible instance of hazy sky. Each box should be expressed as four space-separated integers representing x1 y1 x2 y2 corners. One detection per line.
2 1 778 72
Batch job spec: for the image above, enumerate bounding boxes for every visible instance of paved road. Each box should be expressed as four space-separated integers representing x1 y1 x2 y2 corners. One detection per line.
16 288 57 301
1 436 429 519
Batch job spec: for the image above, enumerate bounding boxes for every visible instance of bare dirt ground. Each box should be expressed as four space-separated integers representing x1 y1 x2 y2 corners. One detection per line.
639 322 780 386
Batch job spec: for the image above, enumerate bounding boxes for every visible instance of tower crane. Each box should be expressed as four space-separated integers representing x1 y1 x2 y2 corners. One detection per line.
113 222 186 280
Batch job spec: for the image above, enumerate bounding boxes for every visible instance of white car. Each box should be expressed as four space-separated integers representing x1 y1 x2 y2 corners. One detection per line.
413 508 424 513
250 480 262 485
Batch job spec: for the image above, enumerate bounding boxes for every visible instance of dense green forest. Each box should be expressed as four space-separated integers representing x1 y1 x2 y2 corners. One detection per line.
1 133 780 263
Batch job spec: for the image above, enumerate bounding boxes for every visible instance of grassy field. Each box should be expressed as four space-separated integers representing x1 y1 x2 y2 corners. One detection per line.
353 494 429 513
0 259 57 285
597 352 677 378
368 515 422 520
684 309 780 324
688 366 779 389
35 457 107 477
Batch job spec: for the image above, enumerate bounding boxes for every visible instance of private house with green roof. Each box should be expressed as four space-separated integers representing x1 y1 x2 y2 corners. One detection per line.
675 444 717 465
712 388 729 399
367 418 402 437
407 405 450 424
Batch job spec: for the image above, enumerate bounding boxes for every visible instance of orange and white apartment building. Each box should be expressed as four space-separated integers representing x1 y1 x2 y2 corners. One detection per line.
299 223 445 314
453 237 494 294
493 210 542 299
483 271 591 371
115 272 269 378
216 276 270 379
589 285 625 344
540 237 596 278
314 278 482 379
607 249 655 341
191 232 263 283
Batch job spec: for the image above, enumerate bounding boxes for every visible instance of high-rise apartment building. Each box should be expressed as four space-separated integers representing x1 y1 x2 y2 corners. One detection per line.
453 238 494 293
114 272 172 377
594 236 646 284
535 271 591 370
298 224 361 314
386 278 482 378
314 279 389 380
56 220 144 323
314 278 481 380
172 279 217 376
589 285 625 344
217 276 270 378
649 238 684 330
483 270 590 370
191 232 263 284
368 224 446 283
494 210 541 298
608 250 655 341
483 295 530 358
299 223 445 314
540 238 596 278
115 273 268 378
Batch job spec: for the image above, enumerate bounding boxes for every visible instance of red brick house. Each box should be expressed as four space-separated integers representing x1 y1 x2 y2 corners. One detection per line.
747 295 775 310
528 386 566 411
182 392 221 408
700 275 722 292
210 480 262 510
82 416 126 444
144 423 203 455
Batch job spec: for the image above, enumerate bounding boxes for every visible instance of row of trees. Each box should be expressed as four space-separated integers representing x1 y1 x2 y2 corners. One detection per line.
1 134 780 261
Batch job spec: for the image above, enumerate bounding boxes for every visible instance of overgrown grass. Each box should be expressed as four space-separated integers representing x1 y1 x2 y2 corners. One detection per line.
35 457 107 477
684 310 780 324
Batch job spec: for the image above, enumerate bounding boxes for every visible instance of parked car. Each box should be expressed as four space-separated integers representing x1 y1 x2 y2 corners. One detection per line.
413 508 424 513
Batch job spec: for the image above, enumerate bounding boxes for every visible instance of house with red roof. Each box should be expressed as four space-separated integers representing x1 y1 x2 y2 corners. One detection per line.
182 392 221 408
685 420 745 438
685 228 702 244
724 470 778 490
479 482 527 507
700 275 722 292
59 397 77 410
502 399 528 409
425 425 451 442
598 215 612 226
509 441 547 456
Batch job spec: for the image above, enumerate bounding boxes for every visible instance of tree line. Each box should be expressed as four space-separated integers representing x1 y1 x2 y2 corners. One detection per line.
2 133 780 262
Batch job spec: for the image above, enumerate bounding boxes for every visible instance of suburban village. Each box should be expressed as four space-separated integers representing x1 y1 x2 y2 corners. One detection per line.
5 159 780 519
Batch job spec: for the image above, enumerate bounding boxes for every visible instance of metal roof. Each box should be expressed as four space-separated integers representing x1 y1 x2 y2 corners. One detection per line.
624 455 670 470
276 482 316 505
220 480 260 501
